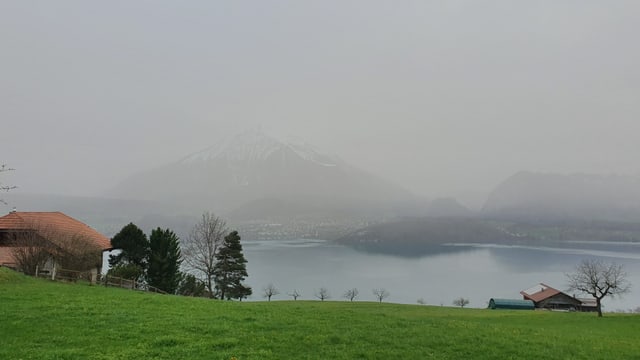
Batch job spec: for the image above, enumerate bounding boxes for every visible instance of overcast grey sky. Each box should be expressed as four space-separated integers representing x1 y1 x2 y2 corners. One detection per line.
1 1 639 208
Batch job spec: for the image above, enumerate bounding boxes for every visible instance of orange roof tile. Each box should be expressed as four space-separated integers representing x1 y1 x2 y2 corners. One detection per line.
0 212 111 250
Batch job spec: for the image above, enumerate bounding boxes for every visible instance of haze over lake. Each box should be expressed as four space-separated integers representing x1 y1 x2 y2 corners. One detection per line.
3 1 640 316
243 239 640 311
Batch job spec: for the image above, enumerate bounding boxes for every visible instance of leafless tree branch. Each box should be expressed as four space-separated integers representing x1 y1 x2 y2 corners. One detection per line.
10 221 102 275
372 288 390 303
262 283 280 301
0 164 17 204
315 287 330 301
452 297 470 308
11 227 51 275
343 288 359 302
181 212 228 297
287 289 301 300
566 259 631 317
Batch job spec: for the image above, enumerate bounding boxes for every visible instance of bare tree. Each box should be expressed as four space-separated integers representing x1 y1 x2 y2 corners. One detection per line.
288 289 301 300
11 222 102 276
262 283 280 301
315 287 331 301
182 212 228 297
11 229 51 275
55 233 103 272
343 288 359 302
566 259 631 317
452 297 470 308
372 288 390 303
0 164 16 204
417 298 426 305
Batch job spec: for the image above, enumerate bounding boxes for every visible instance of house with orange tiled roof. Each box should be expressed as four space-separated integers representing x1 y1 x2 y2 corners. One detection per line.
521 283 597 312
0 211 112 278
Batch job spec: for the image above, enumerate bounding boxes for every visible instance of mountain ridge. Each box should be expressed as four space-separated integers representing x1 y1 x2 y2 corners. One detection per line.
482 171 640 223
108 130 419 218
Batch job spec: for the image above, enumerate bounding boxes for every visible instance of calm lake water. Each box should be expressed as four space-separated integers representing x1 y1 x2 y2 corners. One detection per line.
242 239 640 311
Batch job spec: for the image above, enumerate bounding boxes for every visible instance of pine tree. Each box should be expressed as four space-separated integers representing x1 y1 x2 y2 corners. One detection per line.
212 231 251 300
177 273 206 297
147 228 183 294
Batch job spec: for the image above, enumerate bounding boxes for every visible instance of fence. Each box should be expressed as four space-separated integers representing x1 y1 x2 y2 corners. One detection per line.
99 273 168 294
33 266 167 295
35 266 94 283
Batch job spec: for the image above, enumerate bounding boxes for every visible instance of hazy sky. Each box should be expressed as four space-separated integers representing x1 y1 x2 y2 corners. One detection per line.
1 1 639 208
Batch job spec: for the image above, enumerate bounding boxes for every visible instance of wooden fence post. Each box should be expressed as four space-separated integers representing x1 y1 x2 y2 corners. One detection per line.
90 268 97 285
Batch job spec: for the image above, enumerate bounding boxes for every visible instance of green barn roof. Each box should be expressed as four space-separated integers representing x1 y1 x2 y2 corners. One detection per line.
488 298 535 310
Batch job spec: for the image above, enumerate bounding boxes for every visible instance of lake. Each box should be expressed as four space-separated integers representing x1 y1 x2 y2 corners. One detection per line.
242 239 640 311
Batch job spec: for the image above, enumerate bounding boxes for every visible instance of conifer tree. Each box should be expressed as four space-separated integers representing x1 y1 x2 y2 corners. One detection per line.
177 273 206 297
108 223 149 281
147 228 183 294
212 231 251 300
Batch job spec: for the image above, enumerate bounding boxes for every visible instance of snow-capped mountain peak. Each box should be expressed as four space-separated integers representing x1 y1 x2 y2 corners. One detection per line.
180 129 337 166
180 130 280 163
285 142 337 167
110 128 415 215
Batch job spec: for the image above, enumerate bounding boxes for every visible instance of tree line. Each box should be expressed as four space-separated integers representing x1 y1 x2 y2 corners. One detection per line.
261 284 392 303
108 212 251 300
107 211 401 304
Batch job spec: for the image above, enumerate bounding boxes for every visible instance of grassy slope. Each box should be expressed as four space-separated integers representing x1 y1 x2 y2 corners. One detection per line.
1 267 639 360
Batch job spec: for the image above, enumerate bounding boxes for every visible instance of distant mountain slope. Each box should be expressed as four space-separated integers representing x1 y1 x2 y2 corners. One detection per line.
336 215 640 257
108 130 417 218
424 197 474 218
337 217 527 256
482 172 640 223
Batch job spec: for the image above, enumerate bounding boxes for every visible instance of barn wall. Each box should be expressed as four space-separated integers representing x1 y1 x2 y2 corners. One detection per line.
536 293 582 310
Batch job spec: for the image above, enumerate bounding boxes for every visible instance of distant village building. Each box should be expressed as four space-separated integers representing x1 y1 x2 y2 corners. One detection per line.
520 283 597 312
0 211 112 279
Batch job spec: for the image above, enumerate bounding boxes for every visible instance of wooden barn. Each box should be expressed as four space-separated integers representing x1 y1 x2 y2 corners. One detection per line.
521 283 597 312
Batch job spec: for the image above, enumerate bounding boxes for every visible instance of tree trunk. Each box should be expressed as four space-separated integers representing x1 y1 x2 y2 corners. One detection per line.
596 298 603 317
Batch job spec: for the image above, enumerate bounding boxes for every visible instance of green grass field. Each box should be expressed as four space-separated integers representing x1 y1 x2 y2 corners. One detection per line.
1 267 639 360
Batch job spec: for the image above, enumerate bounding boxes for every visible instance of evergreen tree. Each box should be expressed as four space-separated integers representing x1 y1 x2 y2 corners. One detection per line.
147 228 183 294
108 263 145 280
177 273 206 297
213 231 251 300
234 283 253 301
108 223 149 281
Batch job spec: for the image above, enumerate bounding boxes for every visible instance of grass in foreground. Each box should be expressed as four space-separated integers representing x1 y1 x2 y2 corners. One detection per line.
1 267 639 360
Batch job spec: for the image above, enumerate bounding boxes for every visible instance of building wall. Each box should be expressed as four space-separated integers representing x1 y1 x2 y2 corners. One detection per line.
536 293 582 310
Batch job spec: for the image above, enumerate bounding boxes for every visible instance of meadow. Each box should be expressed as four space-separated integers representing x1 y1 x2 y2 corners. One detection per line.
1 267 639 360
